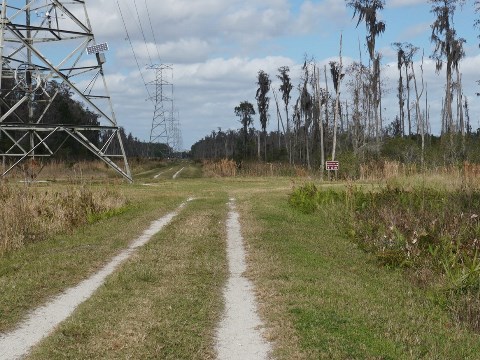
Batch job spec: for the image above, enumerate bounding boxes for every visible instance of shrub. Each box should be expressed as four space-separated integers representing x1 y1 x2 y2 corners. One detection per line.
289 183 480 331
349 185 480 331
289 183 346 214
289 183 318 214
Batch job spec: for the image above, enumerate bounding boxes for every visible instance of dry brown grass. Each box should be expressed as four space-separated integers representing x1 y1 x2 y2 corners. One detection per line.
0 182 127 254
202 159 310 178
359 161 418 180
2 160 122 182
358 160 480 189
202 159 237 177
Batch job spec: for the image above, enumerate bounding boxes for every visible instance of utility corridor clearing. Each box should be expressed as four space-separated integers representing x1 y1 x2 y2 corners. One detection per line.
2 174 480 359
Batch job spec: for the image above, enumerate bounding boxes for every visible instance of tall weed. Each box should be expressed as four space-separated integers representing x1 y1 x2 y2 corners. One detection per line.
0 183 127 254
349 185 480 331
203 159 311 178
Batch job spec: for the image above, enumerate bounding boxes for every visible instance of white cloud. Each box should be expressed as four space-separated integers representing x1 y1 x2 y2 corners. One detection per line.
293 0 348 35
116 38 213 64
104 55 296 147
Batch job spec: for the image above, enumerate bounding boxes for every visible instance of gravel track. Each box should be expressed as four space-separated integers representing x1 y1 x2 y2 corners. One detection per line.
215 199 272 360
172 167 185 179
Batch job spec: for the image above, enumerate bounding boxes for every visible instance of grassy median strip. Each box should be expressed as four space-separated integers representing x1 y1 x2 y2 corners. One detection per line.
174 162 203 179
238 183 480 359
0 183 185 334
28 192 228 360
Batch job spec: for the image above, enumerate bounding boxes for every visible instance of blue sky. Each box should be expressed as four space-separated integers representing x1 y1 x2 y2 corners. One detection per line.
83 0 480 149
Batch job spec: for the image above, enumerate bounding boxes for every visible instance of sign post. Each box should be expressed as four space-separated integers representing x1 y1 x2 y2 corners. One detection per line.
326 161 339 181
326 161 339 171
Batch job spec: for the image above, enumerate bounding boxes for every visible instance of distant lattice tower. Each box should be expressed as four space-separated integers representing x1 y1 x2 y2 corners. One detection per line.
170 112 183 154
168 81 183 155
0 0 132 181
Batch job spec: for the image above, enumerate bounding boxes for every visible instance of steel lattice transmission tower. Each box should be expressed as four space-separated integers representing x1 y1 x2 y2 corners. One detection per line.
148 64 182 157
0 0 132 181
148 64 172 156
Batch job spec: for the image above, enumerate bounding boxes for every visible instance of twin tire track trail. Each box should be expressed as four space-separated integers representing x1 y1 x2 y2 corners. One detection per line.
153 167 173 179
0 197 270 359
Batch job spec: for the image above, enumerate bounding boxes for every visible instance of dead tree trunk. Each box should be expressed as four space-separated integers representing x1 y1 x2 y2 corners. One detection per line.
411 53 425 168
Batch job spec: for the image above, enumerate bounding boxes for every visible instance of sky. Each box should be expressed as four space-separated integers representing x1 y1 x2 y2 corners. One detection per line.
83 0 480 150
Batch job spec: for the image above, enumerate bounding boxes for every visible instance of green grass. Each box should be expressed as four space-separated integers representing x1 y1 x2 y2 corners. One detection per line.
174 162 203 179
28 192 228 359
237 183 480 359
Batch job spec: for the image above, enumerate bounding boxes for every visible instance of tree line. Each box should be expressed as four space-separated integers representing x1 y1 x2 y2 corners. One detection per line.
191 0 480 168
0 77 173 161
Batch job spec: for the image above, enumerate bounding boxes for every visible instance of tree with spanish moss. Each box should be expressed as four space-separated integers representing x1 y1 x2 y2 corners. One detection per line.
474 1 480 97
392 42 418 136
430 0 465 135
234 101 255 158
299 62 314 169
256 70 271 161
277 66 293 163
345 0 385 144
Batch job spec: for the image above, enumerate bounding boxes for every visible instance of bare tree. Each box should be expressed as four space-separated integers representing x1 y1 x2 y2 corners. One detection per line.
475 1 480 96
272 88 287 151
411 51 426 167
451 38 465 137
314 66 326 174
346 61 368 152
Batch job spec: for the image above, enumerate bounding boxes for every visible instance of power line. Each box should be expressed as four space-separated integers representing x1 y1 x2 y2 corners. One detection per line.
116 0 152 101
117 0 182 151
144 0 162 63
133 0 153 65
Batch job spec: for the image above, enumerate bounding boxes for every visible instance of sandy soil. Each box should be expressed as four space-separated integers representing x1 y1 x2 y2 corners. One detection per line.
0 200 190 360
215 199 272 360
172 167 185 179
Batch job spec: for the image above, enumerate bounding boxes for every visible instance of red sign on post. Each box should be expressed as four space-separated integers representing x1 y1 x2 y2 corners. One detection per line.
326 161 339 171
